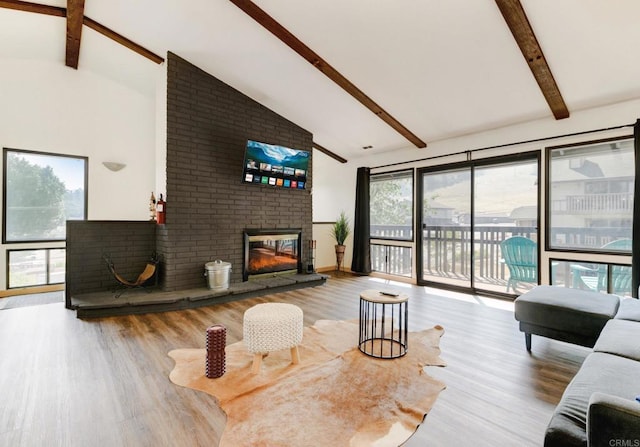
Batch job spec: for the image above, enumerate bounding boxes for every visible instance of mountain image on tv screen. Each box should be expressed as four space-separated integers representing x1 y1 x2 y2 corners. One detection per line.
242 140 310 189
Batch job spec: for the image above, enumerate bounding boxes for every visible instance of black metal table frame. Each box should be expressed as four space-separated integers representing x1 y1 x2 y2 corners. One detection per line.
358 295 408 359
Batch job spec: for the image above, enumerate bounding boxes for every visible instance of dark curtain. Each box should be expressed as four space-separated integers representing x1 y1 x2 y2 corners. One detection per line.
632 119 640 298
351 167 372 275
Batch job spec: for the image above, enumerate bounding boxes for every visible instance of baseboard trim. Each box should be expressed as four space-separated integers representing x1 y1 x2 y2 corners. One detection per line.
0 284 65 298
316 266 353 274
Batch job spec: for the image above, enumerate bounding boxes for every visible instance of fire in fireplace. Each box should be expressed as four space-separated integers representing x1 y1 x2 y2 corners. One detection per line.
243 229 302 281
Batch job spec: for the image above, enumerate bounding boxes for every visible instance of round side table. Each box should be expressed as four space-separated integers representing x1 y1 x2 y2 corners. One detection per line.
358 289 409 359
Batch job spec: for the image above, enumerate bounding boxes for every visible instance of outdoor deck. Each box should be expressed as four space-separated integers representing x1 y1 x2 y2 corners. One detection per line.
371 224 632 296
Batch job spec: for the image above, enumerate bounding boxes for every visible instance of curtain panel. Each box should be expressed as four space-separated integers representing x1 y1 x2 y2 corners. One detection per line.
632 119 640 298
351 167 372 275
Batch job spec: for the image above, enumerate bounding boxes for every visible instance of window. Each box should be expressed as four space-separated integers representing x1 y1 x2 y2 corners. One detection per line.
370 169 413 241
7 248 66 288
550 259 632 297
371 244 412 277
547 137 633 252
3 149 87 243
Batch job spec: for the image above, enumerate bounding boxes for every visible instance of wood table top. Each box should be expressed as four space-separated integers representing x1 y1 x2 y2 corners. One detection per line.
360 288 409 304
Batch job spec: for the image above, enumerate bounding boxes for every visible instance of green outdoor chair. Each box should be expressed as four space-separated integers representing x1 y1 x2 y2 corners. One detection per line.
500 236 538 293
571 239 632 295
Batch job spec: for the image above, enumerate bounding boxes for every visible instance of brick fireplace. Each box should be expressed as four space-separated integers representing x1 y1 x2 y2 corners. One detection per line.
64 53 319 312
157 52 313 291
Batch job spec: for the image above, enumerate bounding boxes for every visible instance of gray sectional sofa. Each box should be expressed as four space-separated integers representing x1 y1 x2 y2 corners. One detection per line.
514 287 640 447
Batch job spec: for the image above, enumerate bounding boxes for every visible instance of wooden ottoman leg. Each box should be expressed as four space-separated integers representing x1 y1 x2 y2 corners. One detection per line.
251 353 263 374
525 333 532 352
244 303 304 373
290 345 300 365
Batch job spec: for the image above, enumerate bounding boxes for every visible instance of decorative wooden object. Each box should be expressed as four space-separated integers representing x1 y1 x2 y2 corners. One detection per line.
206 324 226 378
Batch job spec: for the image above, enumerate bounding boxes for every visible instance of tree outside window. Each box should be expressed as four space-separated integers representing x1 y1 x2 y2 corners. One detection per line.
370 170 413 241
3 149 87 242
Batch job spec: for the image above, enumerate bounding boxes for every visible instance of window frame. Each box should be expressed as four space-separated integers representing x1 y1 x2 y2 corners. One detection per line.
416 151 540 296
549 257 632 296
545 135 634 255
369 168 414 242
6 248 66 289
370 243 413 278
3 148 88 244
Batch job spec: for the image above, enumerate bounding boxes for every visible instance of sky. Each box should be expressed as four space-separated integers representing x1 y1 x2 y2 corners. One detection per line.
15 151 85 191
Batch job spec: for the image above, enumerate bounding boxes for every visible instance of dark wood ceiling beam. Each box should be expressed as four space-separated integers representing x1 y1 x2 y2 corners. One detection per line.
83 17 164 64
495 0 569 120
0 1 164 65
229 0 427 149
65 0 84 69
0 0 64 16
312 142 347 164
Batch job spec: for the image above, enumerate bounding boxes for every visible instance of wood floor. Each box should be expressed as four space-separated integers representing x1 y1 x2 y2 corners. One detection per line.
0 275 589 446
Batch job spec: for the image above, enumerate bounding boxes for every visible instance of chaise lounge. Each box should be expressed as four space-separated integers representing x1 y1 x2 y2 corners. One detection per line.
514 286 640 446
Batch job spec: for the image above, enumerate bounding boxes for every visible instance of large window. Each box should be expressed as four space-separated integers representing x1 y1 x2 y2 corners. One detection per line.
3 149 87 243
370 169 413 241
547 138 633 252
546 137 633 297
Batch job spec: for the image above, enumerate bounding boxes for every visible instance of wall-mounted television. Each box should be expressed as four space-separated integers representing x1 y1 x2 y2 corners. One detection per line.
242 140 309 190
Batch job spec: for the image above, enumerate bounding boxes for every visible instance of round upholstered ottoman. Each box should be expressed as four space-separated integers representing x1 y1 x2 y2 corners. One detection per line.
243 303 303 373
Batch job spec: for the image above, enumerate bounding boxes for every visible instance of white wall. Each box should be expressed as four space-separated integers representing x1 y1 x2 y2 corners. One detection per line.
0 58 159 290
312 98 640 279
312 149 357 270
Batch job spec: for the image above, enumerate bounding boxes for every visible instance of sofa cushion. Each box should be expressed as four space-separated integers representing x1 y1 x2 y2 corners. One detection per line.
615 297 640 322
593 319 640 362
545 352 640 447
515 286 619 338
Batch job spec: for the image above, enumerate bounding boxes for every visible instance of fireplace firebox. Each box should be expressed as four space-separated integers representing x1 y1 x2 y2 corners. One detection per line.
243 229 302 281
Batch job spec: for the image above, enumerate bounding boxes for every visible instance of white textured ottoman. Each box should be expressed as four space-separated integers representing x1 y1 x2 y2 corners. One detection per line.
243 303 303 373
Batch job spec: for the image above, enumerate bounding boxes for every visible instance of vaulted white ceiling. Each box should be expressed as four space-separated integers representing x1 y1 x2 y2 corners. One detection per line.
2 1 640 160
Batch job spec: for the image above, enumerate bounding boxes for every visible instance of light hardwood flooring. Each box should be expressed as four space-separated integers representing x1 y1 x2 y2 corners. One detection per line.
0 275 589 446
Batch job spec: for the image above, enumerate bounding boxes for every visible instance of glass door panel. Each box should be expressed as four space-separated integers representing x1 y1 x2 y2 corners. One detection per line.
421 168 471 288
473 160 538 294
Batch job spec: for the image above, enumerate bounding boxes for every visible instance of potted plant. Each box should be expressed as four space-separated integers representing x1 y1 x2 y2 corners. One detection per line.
331 211 351 271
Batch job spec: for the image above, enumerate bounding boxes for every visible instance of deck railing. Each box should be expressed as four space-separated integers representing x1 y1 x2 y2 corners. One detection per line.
370 224 631 286
553 192 633 214
421 225 537 282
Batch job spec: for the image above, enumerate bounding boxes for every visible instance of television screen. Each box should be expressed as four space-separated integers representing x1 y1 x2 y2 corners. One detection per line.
242 140 310 189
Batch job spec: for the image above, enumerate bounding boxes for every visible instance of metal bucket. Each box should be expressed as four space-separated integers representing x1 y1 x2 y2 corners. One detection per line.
204 260 232 290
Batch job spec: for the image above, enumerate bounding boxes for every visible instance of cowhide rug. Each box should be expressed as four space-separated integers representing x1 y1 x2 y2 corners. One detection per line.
168 319 446 447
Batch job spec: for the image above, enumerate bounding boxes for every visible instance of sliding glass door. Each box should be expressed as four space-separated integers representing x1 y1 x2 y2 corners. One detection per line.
420 168 472 288
418 154 539 295
473 160 539 294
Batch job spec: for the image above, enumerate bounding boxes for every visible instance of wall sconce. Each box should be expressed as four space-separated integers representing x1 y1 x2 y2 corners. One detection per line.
102 162 126 172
